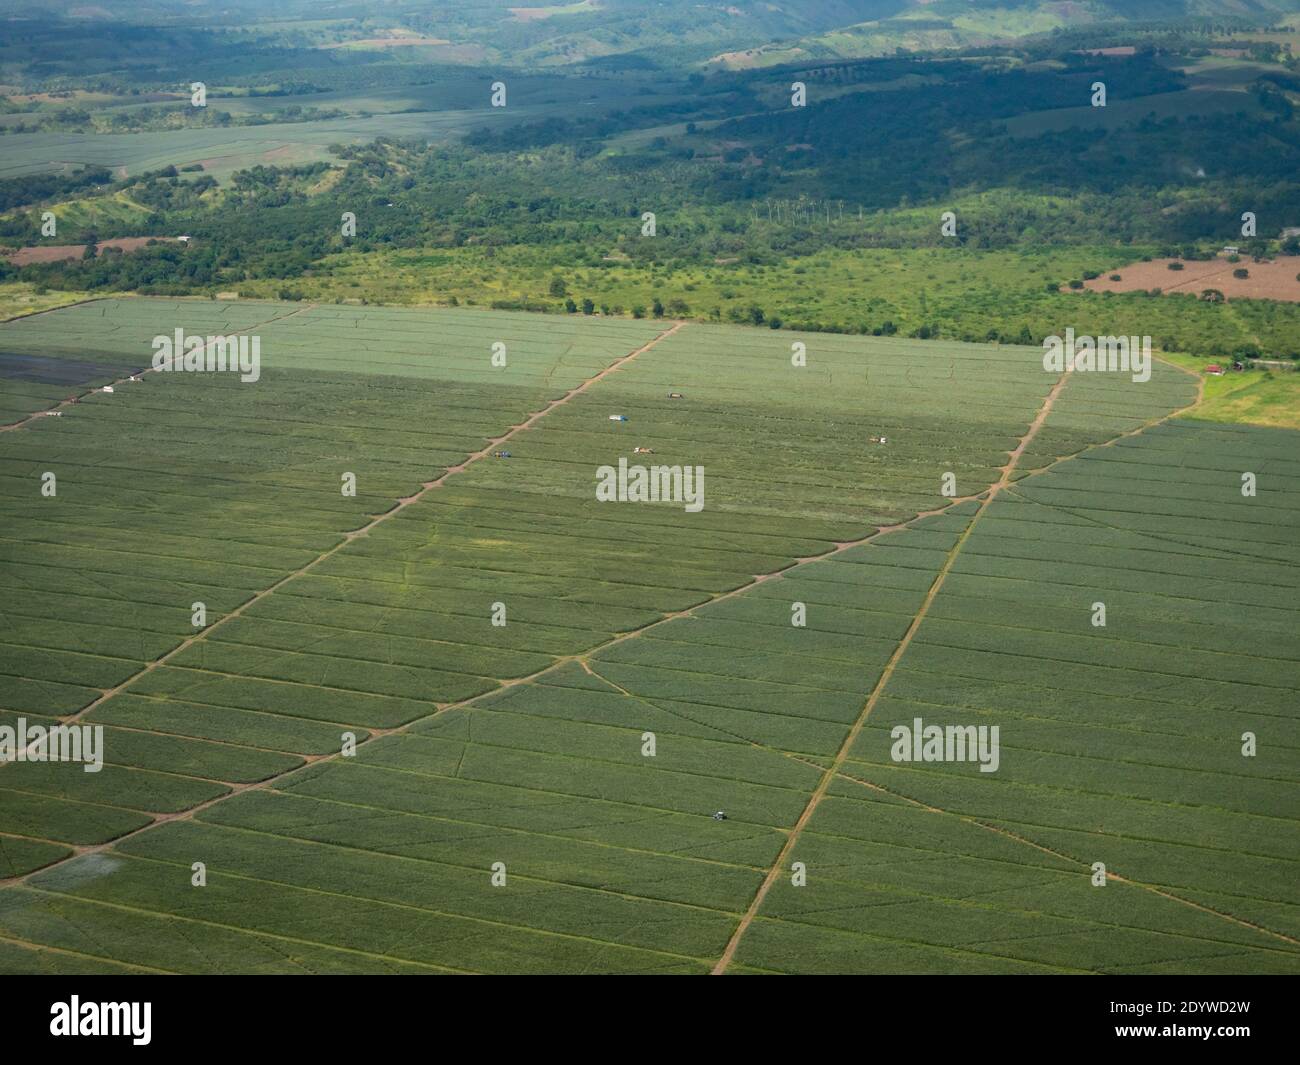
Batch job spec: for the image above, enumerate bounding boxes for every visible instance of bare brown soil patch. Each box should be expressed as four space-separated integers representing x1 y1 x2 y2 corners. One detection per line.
321 36 450 49
1079 256 1300 302
709 49 763 69
509 3 599 21
6 237 182 266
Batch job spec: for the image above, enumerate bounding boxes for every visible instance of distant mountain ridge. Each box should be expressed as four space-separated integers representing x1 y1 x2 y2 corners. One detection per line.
1 0 1297 70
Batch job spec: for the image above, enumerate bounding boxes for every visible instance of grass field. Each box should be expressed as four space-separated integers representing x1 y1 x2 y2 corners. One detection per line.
0 283 92 323
0 298 1294 974
0 191 155 241
1159 350 1300 431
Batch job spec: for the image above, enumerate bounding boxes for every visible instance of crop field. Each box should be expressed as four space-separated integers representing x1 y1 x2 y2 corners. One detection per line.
1002 87 1268 137
737 423 1300 973
0 80 662 182
0 298 1295 974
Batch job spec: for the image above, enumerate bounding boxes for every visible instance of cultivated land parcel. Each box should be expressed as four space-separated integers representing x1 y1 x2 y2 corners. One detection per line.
0 299 1296 974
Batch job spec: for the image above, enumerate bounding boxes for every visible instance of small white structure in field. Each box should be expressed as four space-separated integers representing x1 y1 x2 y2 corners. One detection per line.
609 415 627 422
101 385 114 393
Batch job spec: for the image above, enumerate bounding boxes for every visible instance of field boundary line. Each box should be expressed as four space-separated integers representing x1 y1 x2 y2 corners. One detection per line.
793 769 1300 959
708 370 1072 974
205 783 769 873
972 353 1204 484
0 294 109 326
0 301 317 432
0 320 691 880
831 768 1300 951
18 885 475 974
1001 483 1300 582
580 659 871 765
1 319 683 749
409 320 686 494
1111 875 1300 948
111 847 730 964
0 930 176 974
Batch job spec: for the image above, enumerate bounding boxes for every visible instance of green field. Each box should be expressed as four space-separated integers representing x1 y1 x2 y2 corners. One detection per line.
0 78 648 181
0 298 1294 974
